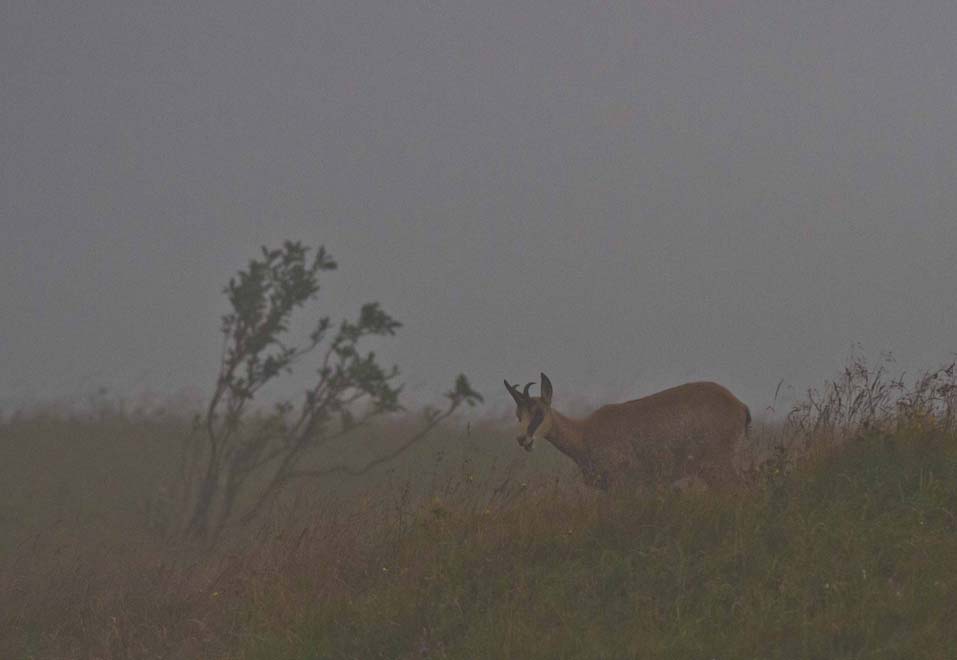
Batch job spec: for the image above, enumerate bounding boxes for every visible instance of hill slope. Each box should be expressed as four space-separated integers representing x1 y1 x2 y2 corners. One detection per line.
239 427 957 659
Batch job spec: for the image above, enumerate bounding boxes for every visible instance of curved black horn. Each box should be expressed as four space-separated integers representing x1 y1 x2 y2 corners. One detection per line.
523 382 535 398
504 380 525 406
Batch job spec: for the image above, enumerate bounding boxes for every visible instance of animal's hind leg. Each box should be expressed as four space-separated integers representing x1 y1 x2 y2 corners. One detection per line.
702 452 743 489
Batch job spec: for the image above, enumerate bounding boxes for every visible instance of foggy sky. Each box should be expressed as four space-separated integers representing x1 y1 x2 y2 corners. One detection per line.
3 1 956 415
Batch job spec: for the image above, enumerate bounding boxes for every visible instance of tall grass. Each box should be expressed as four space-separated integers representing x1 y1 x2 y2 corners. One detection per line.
3 355 957 659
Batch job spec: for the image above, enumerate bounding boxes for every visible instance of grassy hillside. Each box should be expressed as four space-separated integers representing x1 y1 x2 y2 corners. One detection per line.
3 359 957 659
234 426 957 659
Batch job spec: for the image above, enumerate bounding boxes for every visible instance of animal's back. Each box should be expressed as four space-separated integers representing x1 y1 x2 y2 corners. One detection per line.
584 381 750 486
592 381 747 426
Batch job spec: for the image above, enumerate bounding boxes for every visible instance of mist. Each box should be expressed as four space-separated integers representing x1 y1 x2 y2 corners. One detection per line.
3 1 956 414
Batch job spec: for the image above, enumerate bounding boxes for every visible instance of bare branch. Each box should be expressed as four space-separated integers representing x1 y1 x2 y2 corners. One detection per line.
182 241 481 542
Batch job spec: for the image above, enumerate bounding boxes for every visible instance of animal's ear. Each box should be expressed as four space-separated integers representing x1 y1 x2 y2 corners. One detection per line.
504 380 525 407
540 372 553 405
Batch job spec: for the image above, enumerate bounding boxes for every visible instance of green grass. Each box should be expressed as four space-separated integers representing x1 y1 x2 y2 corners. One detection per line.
238 427 957 660
3 407 957 659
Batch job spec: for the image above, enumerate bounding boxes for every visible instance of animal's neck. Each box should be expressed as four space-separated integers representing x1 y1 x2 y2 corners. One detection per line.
544 409 589 465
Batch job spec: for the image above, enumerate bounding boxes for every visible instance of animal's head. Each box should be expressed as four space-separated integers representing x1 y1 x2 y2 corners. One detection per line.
503 373 554 451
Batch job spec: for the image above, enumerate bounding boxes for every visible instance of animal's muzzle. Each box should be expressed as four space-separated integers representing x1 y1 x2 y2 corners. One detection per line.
516 435 534 452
